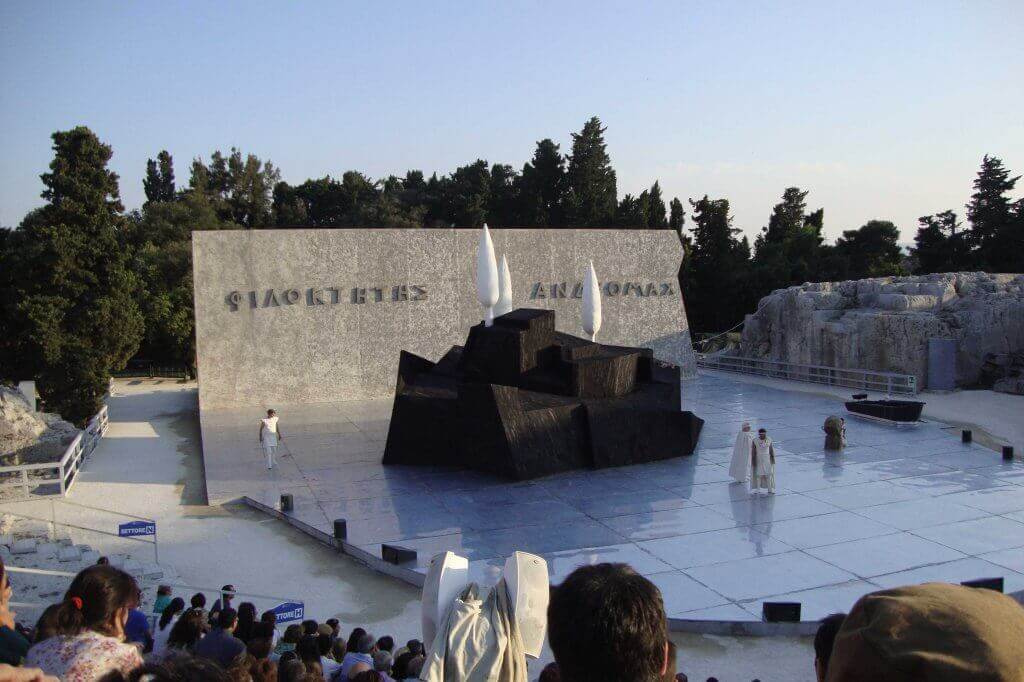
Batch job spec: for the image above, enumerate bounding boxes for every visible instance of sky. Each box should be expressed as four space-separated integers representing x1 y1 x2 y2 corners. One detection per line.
1 1 1022 244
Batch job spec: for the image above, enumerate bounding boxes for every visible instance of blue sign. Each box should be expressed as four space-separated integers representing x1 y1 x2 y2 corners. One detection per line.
118 520 156 537
271 601 305 623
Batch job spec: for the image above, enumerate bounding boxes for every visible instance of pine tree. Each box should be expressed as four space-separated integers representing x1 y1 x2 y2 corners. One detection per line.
517 139 566 226
682 196 751 333
669 198 685 236
647 181 667 228
913 210 968 274
835 220 905 279
565 117 618 226
143 150 176 203
966 155 1021 271
13 127 143 424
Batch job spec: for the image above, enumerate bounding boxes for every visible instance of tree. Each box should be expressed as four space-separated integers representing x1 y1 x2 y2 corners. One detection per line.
11 127 143 424
517 139 566 226
444 160 491 227
647 181 667 228
751 187 826 292
966 155 1022 272
488 163 519 226
912 210 969 274
834 220 905 280
189 148 280 227
681 196 752 334
669 198 685 236
143 150 176 203
565 117 617 226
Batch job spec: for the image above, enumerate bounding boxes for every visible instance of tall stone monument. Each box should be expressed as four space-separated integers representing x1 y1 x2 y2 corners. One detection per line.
192 228 695 409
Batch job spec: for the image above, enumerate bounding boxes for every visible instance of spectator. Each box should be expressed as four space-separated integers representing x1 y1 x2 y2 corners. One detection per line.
373 650 395 681
274 624 303 660
95 557 109 566
318 632 341 678
0 557 30 666
402 655 424 682
194 607 245 668
24 564 145 680
278 658 307 682
234 602 257 645
127 655 231 681
353 672 383 682
345 628 366 656
548 563 668 682
663 641 678 681
404 640 423 657
152 597 186 657
813 613 846 682
0 664 58 681
539 662 560 682
227 651 256 681
31 605 61 644
209 585 235 620
326 618 340 640
248 635 273 661
331 638 347 664
391 651 414 680
259 610 280 646
827 583 1024 680
164 608 206 656
375 636 394 654
189 593 208 626
124 588 154 652
339 632 376 679
295 635 320 667
249 656 277 682
302 620 318 637
152 585 173 615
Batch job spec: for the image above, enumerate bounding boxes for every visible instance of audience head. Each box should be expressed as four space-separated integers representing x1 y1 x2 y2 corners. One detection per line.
373 650 393 673
252 622 275 640
405 655 425 679
260 610 277 626
277 659 306 682
158 597 186 629
249 657 277 682
326 618 340 637
376 635 394 652
296 635 321 664
353 672 383 682
317 622 334 638
356 632 377 654
227 652 256 682
32 604 62 643
331 638 347 662
167 608 206 650
190 593 206 609
813 613 846 682
301 619 318 636
392 651 414 679
216 607 238 631
157 584 172 597
405 638 423 656
96 556 109 565
827 583 1024 681
235 601 257 640
248 635 273 660
221 584 235 601
539 662 561 682
127 655 232 681
50 564 139 639
346 626 367 653
282 623 303 644
548 563 668 682
317 632 333 657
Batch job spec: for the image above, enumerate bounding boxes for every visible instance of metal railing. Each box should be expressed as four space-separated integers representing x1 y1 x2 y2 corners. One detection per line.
0 405 109 499
696 354 918 395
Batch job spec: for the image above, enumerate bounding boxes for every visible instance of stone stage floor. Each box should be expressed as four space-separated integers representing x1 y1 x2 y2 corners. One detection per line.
200 374 1024 624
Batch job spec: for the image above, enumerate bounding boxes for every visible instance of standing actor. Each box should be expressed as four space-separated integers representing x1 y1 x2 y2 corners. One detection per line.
259 409 284 470
729 422 755 483
750 428 776 494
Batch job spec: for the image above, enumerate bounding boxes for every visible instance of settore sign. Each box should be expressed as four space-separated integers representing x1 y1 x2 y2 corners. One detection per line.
193 228 696 408
118 520 156 537
271 601 305 623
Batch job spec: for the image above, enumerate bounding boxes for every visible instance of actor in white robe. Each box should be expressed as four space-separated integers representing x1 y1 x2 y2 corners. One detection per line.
750 428 776 494
729 422 755 483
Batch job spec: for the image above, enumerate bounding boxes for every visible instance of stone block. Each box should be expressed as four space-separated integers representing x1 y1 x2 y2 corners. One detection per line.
58 546 82 562
10 539 37 555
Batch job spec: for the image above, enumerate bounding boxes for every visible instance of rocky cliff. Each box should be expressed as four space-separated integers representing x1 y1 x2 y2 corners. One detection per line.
737 273 1024 389
0 386 78 465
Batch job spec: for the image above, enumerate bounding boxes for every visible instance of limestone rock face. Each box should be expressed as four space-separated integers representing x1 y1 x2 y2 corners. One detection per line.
737 273 1024 388
0 386 78 464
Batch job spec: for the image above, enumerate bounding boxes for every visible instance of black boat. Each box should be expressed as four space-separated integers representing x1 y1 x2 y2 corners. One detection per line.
845 398 925 423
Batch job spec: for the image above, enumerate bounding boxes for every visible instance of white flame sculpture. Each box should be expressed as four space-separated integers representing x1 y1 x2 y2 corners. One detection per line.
476 224 500 326
582 260 602 341
494 254 513 318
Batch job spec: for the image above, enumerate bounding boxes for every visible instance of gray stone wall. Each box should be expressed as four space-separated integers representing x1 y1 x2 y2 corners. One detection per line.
193 228 695 409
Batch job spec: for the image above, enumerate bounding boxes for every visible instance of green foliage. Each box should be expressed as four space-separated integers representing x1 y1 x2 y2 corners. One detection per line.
10 127 143 425
143 150 175 203
834 220 905 279
750 187 826 293
565 117 618 226
189 148 280 227
517 139 567 226
912 211 969 274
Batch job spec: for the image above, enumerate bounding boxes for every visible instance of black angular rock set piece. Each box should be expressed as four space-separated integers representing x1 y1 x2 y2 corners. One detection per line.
383 308 704 480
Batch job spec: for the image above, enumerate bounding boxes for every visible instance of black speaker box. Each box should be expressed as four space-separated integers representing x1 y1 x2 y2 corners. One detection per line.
762 601 801 622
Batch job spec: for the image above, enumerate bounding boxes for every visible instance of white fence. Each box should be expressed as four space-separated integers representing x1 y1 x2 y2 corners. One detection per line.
696 354 918 395
0 405 109 498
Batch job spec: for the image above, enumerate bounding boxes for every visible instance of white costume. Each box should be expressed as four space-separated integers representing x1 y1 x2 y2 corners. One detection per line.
750 435 776 494
729 424 755 483
260 415 279 469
